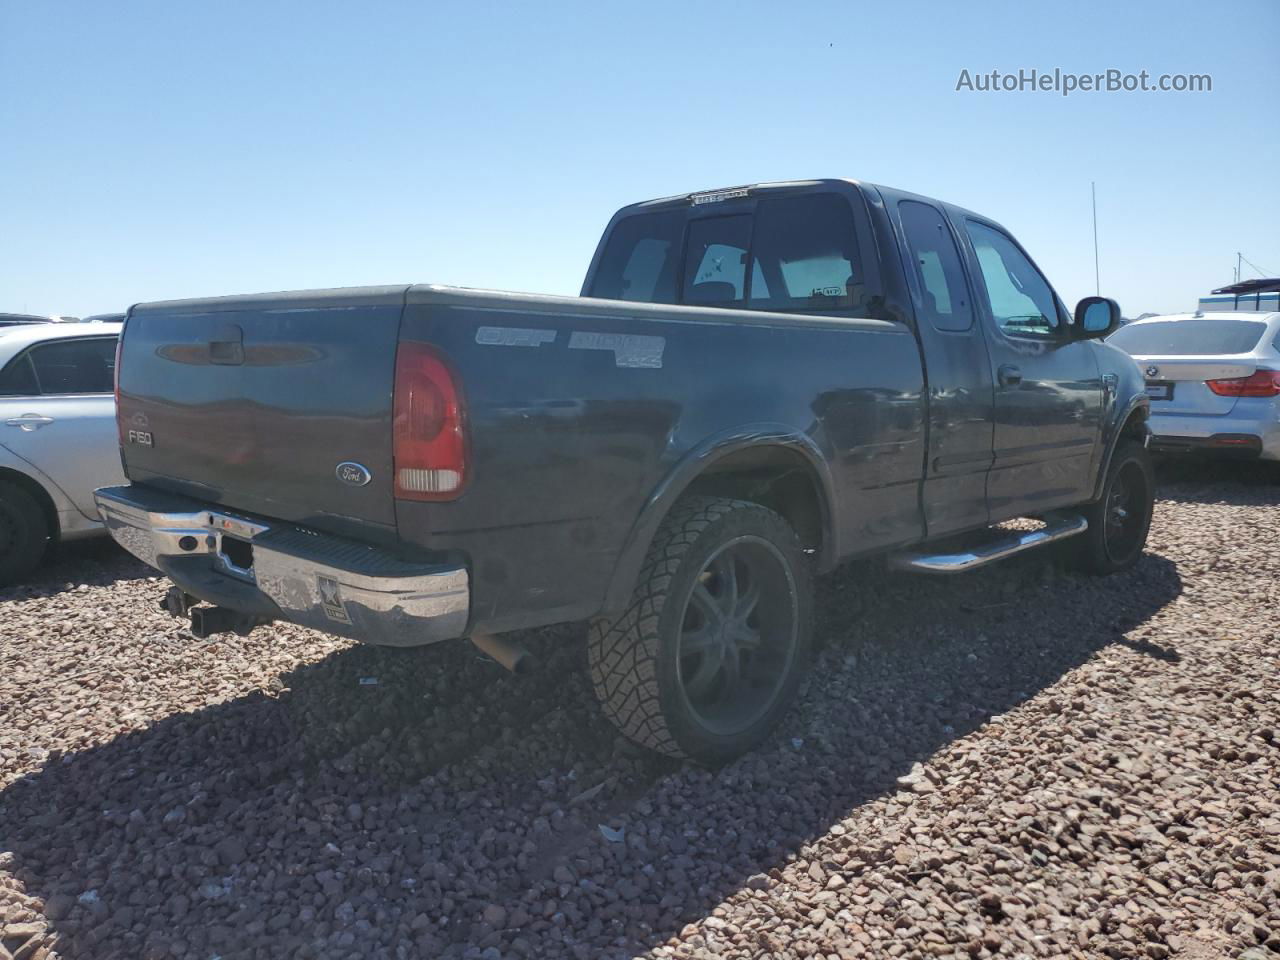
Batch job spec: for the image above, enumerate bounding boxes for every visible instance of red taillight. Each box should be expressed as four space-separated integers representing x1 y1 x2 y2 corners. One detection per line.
113 328 125 444
1205 370 1280 397
392 342 467 500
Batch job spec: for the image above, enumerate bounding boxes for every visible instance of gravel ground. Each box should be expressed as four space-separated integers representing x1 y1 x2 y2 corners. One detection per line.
1 461 1278 960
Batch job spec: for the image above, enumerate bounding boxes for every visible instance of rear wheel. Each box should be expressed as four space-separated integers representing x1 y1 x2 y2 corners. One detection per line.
1070 440 1154 575
588 496 813 763
0 481 51 586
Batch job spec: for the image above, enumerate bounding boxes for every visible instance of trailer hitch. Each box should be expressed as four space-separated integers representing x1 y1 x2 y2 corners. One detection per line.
188 605 270 639
158 586 269 638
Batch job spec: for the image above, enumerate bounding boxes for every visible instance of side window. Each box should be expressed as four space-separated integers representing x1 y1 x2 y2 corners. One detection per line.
0 355 39 396
588 211 682 303
748 194 862 312
26 338 118 394
683 215 751 305
965 221 1061 337
898 201 972 331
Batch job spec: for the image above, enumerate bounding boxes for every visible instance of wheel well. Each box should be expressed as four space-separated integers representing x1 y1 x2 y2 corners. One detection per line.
0 467 60 542
1090 405 1151 502
681 446 826 555
1121 405 1149 439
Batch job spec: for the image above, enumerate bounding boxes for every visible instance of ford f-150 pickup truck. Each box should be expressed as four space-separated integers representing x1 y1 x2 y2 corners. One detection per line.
96 178 1153 762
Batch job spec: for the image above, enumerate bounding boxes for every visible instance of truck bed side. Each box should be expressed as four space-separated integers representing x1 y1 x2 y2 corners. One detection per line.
396 286 925 633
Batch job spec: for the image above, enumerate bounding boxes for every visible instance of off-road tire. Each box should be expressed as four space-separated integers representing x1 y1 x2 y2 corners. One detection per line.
1070 440 1154 575
588 496 813 763
0 481 51 586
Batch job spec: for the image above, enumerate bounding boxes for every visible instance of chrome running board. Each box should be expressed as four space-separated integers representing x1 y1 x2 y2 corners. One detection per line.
889 513 1088 574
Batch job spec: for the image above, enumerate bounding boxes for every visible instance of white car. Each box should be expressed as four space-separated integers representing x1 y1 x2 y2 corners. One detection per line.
1107 310 1280 460
0 322 125 582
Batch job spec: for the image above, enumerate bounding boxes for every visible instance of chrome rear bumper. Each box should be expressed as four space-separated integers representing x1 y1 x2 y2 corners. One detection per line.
94 485 469 646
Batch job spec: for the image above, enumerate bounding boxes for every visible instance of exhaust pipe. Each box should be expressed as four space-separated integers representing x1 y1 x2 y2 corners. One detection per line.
188 605 269 639
470 632 533 675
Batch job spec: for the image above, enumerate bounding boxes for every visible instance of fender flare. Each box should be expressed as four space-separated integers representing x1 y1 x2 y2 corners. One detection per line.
1090 394 1151 502
600 423 838 615
0 447 73 541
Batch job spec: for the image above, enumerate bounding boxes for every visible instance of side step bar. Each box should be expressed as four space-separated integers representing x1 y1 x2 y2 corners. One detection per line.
889 513 1088 574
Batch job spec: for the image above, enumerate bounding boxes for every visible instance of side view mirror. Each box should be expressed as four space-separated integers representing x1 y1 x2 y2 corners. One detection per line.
1074 296 1121 339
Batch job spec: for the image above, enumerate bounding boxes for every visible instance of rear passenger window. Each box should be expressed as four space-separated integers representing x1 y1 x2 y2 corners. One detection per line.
898 201 972 331
683 215 751 305
26 338 117 394
748 194 862 312
0 355 39 396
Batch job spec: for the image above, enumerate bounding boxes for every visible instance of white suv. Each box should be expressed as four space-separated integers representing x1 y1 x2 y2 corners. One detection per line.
0 322 125 582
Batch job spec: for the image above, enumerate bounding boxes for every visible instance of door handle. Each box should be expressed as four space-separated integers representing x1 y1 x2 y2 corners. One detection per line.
997 364 1023 387
5 414 55 431
209 322 245 365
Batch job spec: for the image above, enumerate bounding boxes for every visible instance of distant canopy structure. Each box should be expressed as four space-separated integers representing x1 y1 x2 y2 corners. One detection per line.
1200 278 1280 313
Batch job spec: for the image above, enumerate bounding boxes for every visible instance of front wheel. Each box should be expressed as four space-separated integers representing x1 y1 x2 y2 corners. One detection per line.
588 496 813 763
1070 440 1154 575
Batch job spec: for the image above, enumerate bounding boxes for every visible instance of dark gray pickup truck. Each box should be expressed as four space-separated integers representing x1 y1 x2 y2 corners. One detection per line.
96 178 1153 762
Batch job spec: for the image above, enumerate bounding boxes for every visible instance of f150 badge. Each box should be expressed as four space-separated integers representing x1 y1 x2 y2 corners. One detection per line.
127 429 153 446
336 462 371 486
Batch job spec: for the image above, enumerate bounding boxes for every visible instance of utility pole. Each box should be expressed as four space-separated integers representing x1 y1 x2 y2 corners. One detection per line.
1091 182 1100 296
1237 251 1242 283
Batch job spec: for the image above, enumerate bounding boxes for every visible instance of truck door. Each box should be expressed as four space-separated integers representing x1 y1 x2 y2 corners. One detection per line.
960 219 1102 519
893 199 994 537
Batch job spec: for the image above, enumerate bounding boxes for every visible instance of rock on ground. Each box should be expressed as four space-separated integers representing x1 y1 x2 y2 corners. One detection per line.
1 461 1278 959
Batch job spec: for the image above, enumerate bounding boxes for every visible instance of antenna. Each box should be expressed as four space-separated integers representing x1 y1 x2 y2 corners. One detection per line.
1091 182 1100 296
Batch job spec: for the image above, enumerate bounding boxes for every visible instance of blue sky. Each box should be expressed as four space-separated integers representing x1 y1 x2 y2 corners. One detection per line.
2 0 1277 318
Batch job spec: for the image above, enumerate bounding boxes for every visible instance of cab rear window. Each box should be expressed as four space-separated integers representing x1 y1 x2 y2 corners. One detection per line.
683 215 751 305
588 193 865 314
587 211 682 303
749 194 861 312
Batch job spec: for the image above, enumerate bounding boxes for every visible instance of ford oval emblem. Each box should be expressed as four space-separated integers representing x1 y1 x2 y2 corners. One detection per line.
336 462 372 487
1145 365 1159 378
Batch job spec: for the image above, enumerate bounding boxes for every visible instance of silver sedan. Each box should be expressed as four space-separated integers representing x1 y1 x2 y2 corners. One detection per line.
0 321 125 582
1107 311 1280 460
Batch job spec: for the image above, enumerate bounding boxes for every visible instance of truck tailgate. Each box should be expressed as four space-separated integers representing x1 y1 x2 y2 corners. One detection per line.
118 286 406 534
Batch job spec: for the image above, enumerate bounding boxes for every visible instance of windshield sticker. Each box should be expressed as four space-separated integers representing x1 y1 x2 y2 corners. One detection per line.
475 326 556 347
569 331 665 368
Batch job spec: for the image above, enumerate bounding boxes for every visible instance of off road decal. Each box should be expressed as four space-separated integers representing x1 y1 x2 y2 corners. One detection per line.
568 331 665 368
475 326 556 347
